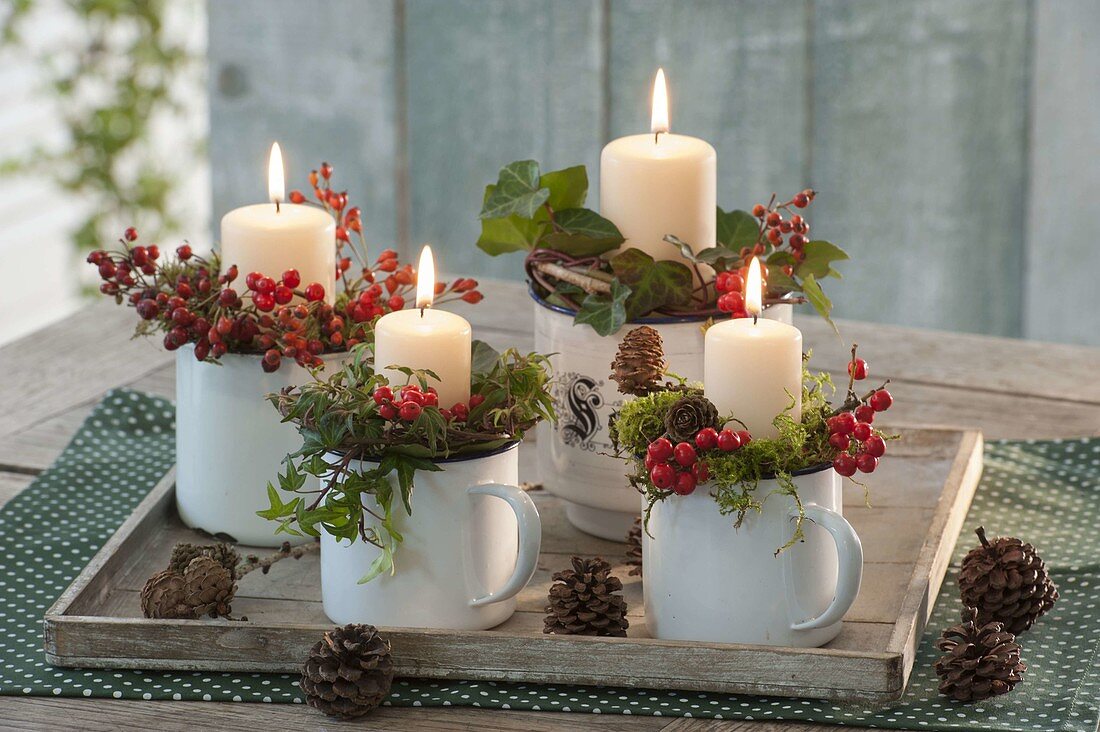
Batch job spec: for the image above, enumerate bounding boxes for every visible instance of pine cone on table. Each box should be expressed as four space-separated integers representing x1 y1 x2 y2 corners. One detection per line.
140 570 191 619
544 556 629 637
959 526 1059 634
933 606 1026 702
182 556 237 618
609 326 666 396
169 542 241 578
300 624 395 719
664 394 720 443
625 518 643 577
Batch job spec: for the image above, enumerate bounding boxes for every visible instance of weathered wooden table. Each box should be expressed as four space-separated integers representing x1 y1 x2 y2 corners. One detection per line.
1 281 1097 732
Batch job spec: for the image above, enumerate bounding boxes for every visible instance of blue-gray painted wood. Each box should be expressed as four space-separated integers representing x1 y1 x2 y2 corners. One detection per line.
608 0 809 224
208 0 399 256
1024 0 1100 346
405 0 606 279
206 0 1100 346
810 0 1029 337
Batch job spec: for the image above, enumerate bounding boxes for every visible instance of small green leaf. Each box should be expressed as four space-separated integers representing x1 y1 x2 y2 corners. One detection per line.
695 244 743 268
801 274 837 331
664 235 698 262
574 279 630 336
610 247 694 320
540 165 588 210
795 240 849 280
359 545 394 584
479 161 549 220
477 212 544 255
471 340 501 376
716 208 760 250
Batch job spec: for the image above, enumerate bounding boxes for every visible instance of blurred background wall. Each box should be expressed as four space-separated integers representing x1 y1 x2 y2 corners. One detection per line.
3 1 1097 347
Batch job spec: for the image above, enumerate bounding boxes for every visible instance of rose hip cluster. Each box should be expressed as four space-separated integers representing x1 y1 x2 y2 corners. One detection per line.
714 188 816 317
644 426 753 496
88 163 484 372
371 384 486 425
828 356 893 477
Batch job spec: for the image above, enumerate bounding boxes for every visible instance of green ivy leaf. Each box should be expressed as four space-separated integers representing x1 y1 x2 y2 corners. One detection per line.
795 240 849 280
695 244 743 269
542 208 624 256
479 160 549 219
471 340 501 376
540 165 588 210
360 544 394 584
610 247 694 320
716 207 760 250
574 279 631 336
477 212 544 255
801 274 837 332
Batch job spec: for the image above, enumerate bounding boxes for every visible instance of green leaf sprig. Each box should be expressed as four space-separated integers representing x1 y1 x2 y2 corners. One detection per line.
259 341 555 582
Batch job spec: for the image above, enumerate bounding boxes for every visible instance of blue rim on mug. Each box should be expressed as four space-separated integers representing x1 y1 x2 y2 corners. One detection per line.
330 439 520 466
529 284 711 326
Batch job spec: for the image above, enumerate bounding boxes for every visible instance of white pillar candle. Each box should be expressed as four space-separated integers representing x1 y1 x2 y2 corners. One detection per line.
600 69 716 261
373 246 472 408
220 143 336 303
704 258 802 439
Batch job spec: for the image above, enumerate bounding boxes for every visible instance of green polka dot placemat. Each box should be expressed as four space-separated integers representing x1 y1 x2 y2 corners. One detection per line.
1 389 1098 730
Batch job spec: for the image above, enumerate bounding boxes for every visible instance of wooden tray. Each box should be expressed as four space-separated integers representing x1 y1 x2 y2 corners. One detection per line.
44 426 982 703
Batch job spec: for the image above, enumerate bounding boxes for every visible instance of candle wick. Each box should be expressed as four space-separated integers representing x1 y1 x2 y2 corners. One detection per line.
753 314 758 326
419 306 425 318
275 199 281 214
654 131 662 144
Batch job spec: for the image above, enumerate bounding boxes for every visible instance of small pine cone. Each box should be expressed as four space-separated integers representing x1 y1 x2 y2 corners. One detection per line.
664 394 720 443
959 526 1059 634
300 624 395 719
625 518 642 577
933 607 1026 702
140 570 191 619
182 556 237 618
544 556 629 637
169 542 241 578
610 326 666 396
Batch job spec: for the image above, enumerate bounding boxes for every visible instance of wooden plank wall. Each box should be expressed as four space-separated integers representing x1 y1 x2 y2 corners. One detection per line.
208 0 1100 346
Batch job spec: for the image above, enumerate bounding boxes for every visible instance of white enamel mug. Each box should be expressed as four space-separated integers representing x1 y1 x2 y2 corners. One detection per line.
321 442 542 630
175 346 347 546
644 464 863 647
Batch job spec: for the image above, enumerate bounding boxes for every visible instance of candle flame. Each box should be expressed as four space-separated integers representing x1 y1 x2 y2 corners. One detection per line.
268 142 285 207
651 67 669 136
746 257 763 317
416 245 435 310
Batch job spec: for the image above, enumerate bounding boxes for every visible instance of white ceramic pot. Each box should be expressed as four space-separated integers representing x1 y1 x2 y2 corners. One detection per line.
175 346 345 546
321 442 541 630
533 292 793 541
644 465 863 647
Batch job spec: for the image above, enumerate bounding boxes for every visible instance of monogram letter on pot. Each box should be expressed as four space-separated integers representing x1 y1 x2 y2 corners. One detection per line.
645 257 864 647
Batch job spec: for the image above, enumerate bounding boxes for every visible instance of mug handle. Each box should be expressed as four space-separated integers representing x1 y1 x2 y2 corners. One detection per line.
789 503 864 631
467 483 542 607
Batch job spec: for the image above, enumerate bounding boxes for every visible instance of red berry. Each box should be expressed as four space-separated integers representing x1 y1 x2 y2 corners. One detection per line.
379 403 398 420
766 211 781 227
766 228 782 244
716 429 741 452
793 193 810 208
863 435 887 458
255 276 276 295
650 463 675 490
855 404 875 424
399 402 422 421
304 283 326 302
388 295 405 311
320 162 333 180
715 271 733 293
124 227 138 242
131 246 148 265
828 432 851 451
853 422 872 441
176 244 192 260
645 453 659 471
147 244 160 260
372 386 393 405
176 282 193 299
289 190 306 204
135 300 159 320
673 442 697 467
856 453 878 473
401 388 426 406
717 292 744 314
422 391 438 407
828 412 857 435
833 454 857 477
281 269 301 289
752 203 767 218
694 427 719 451
672 471 697 496
461 291 484 304
245 272 262 291
725 273 744 292
253 292 275 312
779 220 793 233
98 261 117 279
263 348 281 366
788 233 806 249
691 461 710 483
848 358 868 381
451 402 469 421
870 389 893 412
469 393 485 408
647 437 674 461
274 285 294 305
737 430 752 446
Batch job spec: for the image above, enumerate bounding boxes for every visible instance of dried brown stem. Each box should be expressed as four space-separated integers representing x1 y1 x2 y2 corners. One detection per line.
532 261 612 295
237 540 320 577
